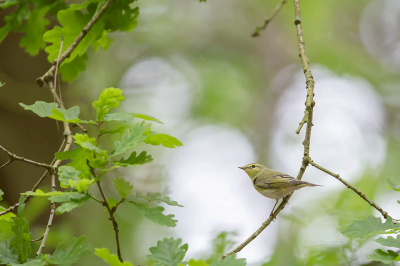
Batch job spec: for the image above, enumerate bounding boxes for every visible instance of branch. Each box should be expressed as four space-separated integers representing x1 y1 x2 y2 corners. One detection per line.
308 158 389 219
0 145 55 171
252 0 287 37
0 139 65 216
36 173 56 255
96 180 123 262
36 0 114 87
222 0 315 260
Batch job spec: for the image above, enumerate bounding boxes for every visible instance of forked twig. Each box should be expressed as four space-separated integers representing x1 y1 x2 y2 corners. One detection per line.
252 0 287 37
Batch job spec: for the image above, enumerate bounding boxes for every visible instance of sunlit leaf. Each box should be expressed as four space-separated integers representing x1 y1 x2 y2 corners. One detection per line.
92 88 124 121
342 216 400 239
387 179 400 192
58 166 94 192
375 235 400 248
55 147 94 179
95 248 133 266
129 202 177 227
112 121 150 157
112 151 153 167
188 260 209 266
19 101 58 117
147 237 188 266
366 249 400 264
113 178 133 199
128 192 183 207
0 206 16 222
100 125 127 135
0 189 3 201
144 131 183 148
105 113 163 124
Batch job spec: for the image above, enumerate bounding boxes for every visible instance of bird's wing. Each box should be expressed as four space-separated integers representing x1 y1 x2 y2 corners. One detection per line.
254 170 296 189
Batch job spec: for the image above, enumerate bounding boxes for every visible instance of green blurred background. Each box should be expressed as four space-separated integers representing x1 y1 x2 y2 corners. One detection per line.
1 0 400 265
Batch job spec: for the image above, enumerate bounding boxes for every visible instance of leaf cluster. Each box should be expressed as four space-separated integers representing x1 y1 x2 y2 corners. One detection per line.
0 0 140 82
342 179 400 264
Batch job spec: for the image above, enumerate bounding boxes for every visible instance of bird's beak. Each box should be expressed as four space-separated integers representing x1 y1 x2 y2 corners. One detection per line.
238 166 245 170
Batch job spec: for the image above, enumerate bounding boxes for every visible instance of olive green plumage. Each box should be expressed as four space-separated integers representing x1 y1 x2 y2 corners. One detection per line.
239 163 320 217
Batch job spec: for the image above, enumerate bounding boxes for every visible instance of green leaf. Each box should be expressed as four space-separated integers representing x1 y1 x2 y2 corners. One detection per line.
9 257 47 265
112 121 151 157
19 6 50 56
3 2 29 30
74 133 105 153
387 179 400 191
0 206 16 222
0 189 3 201
21 189 64 197
19 101 58 117
0 0 19 9
105 112 163 124
129 202 177 227
43 7 105 82
19 102 91 123
128 192 183 207
147 237 188 266
0 239 19 264
375 235 400 248
107 198 119 210
188 260 209 266
44 236 91 265
95 248 133 266
9 196 31 263
55 201 87 215
144 131 183 148
48 106 83 123
92 87 124 121
366 249 400 264
100 125 127 135
55 146 94 179
113 151 153 167
342 216 400 239
58 166 94 192
59 53 88 83
113 178 133 199
102 0 139 32
49 192 88 203
210 254 246 266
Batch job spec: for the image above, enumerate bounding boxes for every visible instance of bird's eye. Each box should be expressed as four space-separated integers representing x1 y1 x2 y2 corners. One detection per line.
252 165 255 168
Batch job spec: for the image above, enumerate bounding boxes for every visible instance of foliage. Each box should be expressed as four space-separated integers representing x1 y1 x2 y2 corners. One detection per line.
342 179 400 264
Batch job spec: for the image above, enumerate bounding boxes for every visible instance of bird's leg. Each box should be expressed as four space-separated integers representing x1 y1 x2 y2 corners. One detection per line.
269 199 279 220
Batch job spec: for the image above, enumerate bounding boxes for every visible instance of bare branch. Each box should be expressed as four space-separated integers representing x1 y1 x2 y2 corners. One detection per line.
222 0 315 260
252 0 287 37
0 145 54 171
36 0 114 87
308 158 389 219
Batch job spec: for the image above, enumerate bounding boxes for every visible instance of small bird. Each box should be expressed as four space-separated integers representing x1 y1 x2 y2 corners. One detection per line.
239 163 320 218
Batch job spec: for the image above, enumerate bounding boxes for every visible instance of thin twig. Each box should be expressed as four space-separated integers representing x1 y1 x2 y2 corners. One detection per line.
222 0 315 260
36 41 74 253
0 140 65 217
308 158 389 219
36 0 114 87
0 159 13 170
72 123 88 133
252 0 287 37
0 145 54 171
31 236 44 242
36 172 56 255
296 110 308 134
96 180 123 262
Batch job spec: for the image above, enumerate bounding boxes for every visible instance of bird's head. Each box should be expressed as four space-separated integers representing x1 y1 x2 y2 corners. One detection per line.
238 163 267 179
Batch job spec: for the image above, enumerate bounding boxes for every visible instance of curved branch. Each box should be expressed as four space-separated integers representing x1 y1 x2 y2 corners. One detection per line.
222 0 315 260
0 145 55 171
308 158 389 219
252 0 287 37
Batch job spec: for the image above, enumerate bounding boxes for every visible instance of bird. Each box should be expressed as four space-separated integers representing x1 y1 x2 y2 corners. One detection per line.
239 163 320 218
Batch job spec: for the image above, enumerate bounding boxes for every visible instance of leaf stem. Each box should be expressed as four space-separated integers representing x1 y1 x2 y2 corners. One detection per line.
96 180 123 262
